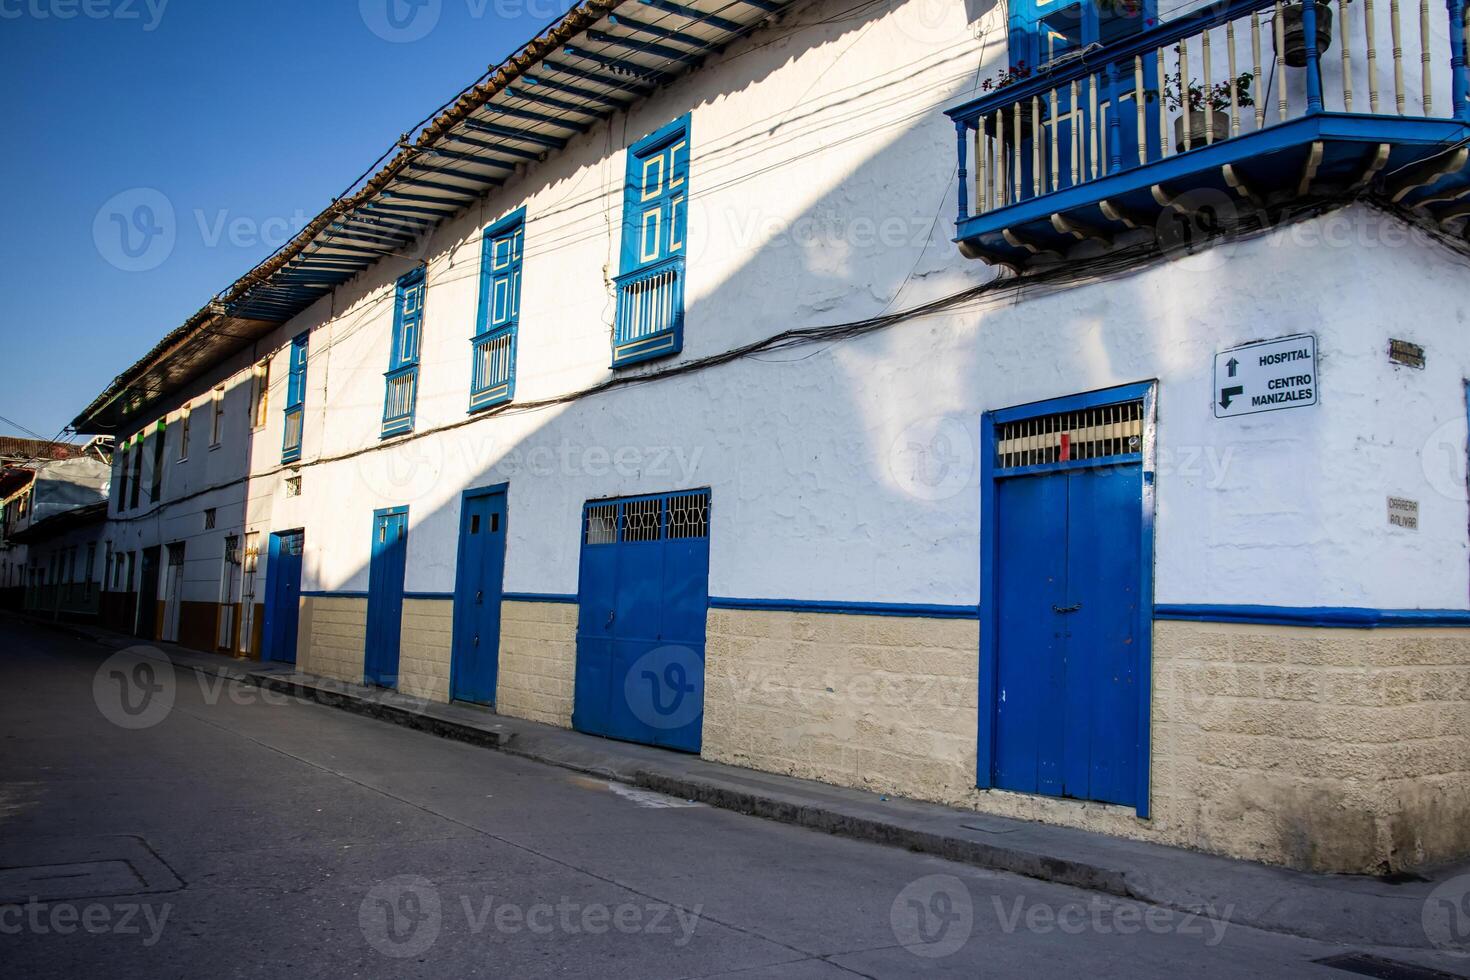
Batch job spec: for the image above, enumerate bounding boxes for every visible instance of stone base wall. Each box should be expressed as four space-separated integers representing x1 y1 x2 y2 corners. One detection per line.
398 598 453 702
298 596 367 686
495 599 577 727
701 609 1470 873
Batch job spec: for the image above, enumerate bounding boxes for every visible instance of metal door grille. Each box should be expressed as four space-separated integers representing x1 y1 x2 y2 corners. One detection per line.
585 504 618 545
622 498 663 542
668 491 709 539
997 401 1143 469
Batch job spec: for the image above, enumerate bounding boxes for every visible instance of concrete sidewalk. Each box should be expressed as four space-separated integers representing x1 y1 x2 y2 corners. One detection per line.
37 614 1469 957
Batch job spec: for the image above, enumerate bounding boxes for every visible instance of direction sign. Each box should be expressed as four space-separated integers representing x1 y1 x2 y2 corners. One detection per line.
1213 334 1317 418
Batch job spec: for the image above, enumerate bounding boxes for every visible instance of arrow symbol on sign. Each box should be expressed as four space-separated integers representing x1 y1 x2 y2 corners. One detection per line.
1219 385 1243 409
1226 357 1239 377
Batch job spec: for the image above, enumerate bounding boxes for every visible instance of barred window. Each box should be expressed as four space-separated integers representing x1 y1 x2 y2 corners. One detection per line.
585 503 618 545
622 498 663 543
667 491 709 539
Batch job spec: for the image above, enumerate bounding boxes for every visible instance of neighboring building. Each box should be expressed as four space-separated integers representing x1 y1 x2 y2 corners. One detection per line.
15 502 109 622
68 0 1470 874
1 440 109 610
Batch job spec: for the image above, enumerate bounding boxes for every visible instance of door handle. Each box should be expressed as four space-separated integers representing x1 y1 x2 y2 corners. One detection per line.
1052 603 1082 614
476 590 482 604
606 610 615 628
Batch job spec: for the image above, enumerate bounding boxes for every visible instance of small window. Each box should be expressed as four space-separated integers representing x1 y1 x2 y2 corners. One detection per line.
252 360 270 429
668 491 710 539
470 209 524 412
284 475 302 497
204 508 217 530
622 498 663 543
210 386 225 446
178 407 191 460
585 503 618 545
613 117 690 367
383 268 425 437
995 400 1144 469
283 332 308 464
470 514 481 535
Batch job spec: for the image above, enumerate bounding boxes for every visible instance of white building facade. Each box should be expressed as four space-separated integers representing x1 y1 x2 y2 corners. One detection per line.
73 0 1470 873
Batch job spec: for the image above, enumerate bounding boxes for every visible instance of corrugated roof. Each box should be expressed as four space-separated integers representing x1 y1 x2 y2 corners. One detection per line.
73 0 793 435
0 437 82 461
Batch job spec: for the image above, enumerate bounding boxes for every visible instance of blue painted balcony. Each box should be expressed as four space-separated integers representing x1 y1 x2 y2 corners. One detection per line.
946 0 1470 266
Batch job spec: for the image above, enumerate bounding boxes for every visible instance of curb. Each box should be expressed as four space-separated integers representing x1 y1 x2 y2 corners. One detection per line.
629 768 1135 899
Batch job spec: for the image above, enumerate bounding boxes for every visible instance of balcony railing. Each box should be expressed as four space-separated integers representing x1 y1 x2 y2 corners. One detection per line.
469 327 516 410
947 0 1470 262
281 405 303 463
381 365 418 437
612 255 684 367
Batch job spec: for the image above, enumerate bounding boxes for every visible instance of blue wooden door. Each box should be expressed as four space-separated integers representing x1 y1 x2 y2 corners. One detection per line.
262 530 304 664
365 508 408 688
450 490 506 705
574 491 709 752
990 399 1145 808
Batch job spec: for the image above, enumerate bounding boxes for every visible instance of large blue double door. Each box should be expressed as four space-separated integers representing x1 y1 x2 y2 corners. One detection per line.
574 490 710 753
989 396 1148 809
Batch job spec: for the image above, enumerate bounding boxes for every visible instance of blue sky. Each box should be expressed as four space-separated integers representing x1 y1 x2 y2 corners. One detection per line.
0 0 569 441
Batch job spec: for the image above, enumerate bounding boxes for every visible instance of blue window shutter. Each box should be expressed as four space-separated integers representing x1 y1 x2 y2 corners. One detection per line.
383 268 424 437
282 331 308 463
613 115 690 368
470 208 525 412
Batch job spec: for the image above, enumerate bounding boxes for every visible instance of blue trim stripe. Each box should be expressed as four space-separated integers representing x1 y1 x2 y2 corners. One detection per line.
709 597 980 619
1154 605 1470 629
504 591 579 604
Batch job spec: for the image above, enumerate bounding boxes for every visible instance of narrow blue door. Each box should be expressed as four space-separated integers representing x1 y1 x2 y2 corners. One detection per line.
574 491 709 752
450 490 506 705
365 508 408 688
262 530 304 664
990 398 1145 807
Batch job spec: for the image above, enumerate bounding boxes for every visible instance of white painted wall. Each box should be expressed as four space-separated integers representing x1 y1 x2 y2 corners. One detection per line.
95 0 1470 616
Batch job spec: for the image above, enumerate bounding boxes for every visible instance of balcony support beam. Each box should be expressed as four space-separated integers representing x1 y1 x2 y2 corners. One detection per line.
1296 141 1325 195
1389 146 1470 201
1222 165 1264 208
1099 199 1149 230
1347 143 1393 192
1050 213 1113 245
1002 228 1059 258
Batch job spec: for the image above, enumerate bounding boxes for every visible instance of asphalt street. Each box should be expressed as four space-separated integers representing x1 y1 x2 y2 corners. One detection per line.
1 618 1463 979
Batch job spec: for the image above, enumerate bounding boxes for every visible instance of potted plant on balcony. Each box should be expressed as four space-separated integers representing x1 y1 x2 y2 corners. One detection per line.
979 62 1040 140
1277 1 1339 68
1154 69 1255 150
